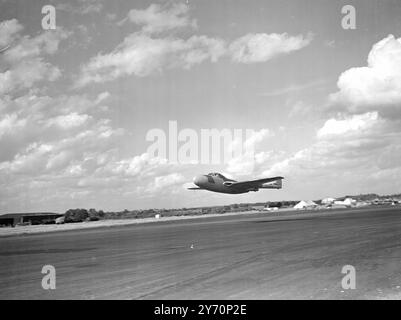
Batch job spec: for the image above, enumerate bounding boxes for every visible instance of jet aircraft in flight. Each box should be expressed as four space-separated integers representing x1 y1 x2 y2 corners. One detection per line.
188 172 283 194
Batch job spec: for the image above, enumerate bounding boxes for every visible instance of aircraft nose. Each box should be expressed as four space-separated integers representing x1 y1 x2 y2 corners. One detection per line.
193 175 207 187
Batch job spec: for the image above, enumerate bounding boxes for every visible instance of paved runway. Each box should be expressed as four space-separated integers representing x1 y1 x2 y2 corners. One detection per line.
1 206 401 299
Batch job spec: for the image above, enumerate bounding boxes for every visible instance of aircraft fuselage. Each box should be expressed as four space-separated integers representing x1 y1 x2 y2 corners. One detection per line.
193 174 246 194
192 173 282 194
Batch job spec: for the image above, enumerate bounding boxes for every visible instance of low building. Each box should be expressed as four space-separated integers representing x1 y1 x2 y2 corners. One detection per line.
252 205 266 211
321 197 336 205
264 207 279 211
334 198 356 207
0 212 64 227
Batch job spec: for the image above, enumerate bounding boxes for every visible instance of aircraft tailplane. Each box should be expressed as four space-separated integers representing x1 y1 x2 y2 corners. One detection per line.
260 178 282 189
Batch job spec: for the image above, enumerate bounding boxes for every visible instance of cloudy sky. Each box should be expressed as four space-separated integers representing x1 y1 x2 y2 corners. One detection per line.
1 0 401 213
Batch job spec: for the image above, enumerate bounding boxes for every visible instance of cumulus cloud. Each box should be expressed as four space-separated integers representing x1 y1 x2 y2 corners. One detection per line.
0 142 53 174
0 58 61 95
0 91 112 148
226 129 273 176
126 3 197 34
104 153 170 178
329 34 401 116
267 109 390 171
229 32 312 63
46 112 90 129
74 3 312 87
0 113 27 139
0 117 123 175
2 28 70 63
146 172 186 193
317 112 379 138
94 91 110 104
0 18 23 48
0 78 126 207
244 128 272 149
76 30 312 86
0 20 69 95
261 110 401 197
75 33 226 86
260 34 401 195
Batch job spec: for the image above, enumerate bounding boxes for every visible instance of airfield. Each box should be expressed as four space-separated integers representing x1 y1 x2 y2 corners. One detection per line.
1 205 401 299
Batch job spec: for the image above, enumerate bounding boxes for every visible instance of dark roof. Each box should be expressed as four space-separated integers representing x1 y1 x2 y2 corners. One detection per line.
0 212 62 219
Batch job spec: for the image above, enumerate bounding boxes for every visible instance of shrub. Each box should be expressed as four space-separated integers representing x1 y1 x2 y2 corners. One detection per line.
65 208 89 223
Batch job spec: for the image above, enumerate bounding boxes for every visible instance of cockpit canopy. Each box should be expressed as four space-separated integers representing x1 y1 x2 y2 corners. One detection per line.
207 172 226 179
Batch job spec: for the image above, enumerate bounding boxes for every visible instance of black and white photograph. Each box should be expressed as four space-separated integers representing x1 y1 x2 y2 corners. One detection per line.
1 0 401 304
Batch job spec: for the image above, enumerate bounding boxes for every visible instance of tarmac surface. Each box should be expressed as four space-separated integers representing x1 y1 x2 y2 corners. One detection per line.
1 206 401 299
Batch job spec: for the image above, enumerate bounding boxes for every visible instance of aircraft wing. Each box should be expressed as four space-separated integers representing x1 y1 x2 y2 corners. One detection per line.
226 176 284 189
187 187 203 190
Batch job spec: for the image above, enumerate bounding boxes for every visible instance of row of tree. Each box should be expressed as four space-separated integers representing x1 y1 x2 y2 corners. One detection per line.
63 201 304 223
64 208 105 223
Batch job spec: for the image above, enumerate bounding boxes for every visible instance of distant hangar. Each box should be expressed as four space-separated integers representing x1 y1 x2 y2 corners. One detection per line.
0 212 63 227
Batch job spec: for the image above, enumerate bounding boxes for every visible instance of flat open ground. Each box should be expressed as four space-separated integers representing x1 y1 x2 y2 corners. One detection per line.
1 206 401 299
